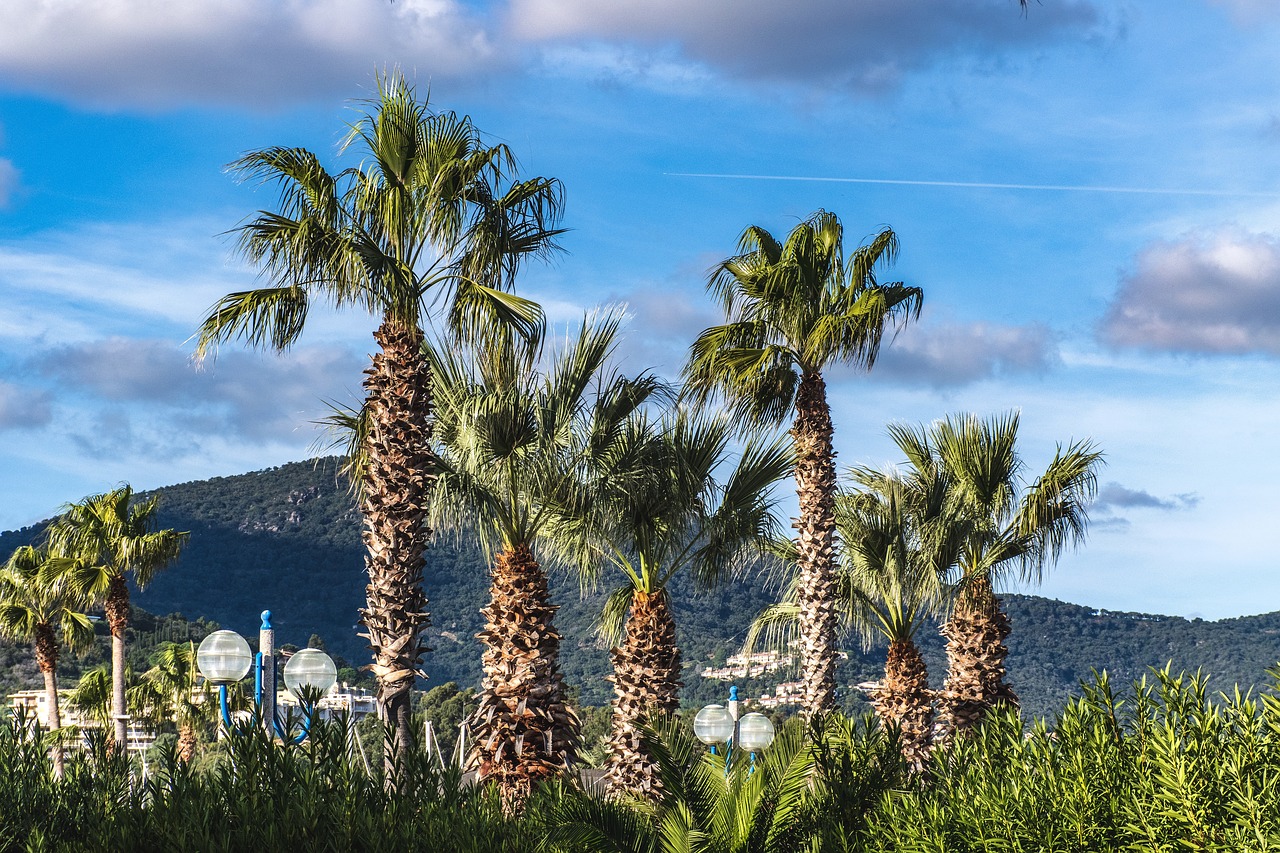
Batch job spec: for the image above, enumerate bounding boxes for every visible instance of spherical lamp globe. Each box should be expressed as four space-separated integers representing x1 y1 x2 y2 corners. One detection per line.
196 630 253 685
694 704 735 745
737 712 775 751
283 648 338 695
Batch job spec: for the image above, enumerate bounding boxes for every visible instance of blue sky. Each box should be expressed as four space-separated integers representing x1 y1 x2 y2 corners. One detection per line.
2 0 1279 619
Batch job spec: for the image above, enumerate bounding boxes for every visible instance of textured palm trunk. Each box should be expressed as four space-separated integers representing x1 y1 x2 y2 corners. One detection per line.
604 588 680 798
358 319 434 777
177 723 198 763
939 573 1017 739
35 623 64 778
471 544 578 813
792 370 839 717
873 638 934 770
104 573 130 750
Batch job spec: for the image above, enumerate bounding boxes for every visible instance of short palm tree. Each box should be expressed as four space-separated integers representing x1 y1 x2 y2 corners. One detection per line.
195 71 563 765
896 413 1103 737
574 412 792 797
47 485 186 749
427 312 664 809
684 210 922 716
0 545 94 777
137 642 209 762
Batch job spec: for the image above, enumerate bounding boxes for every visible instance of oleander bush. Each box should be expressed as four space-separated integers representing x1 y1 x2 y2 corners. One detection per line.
3 668 1280 852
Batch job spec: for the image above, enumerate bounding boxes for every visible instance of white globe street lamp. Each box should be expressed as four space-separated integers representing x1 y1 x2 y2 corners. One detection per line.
195 610 336 743
694 704 735 754
736 712 776 771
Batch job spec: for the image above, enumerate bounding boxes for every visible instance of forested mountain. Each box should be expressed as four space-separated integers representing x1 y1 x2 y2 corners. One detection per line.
2 458 1279 719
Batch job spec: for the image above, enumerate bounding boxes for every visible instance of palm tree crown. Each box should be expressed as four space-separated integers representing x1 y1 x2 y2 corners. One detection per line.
892 412 1103 736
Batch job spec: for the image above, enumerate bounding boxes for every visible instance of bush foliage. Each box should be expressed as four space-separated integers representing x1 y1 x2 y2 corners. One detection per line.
3 668 1280 851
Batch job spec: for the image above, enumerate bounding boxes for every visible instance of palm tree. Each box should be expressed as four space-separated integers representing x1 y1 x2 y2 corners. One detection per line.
573 412 792 796
0 546 94 777
895 413 1102 738
426 312 664 809
47 485 186 749
194 71 564 765
747 469 958 768
137 642 209 762
684 210 922 716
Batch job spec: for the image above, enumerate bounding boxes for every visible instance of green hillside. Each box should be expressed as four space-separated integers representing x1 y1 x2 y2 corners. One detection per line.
2 458 1279 718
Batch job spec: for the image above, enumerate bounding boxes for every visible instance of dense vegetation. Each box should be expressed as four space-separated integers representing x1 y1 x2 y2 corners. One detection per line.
3 668 1279 851
3 459 1279 722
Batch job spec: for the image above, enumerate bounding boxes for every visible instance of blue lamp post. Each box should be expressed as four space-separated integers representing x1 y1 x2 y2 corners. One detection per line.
196 611 337 742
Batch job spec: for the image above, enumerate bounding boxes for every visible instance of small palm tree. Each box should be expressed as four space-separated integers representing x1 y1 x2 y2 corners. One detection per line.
195 71 563 767
137 642 210 762
748 468 959 768
426 312 664 810
0 546 94 777
895 413 1103 737
684 210 922 716
572 412 792 797
47 486 186 749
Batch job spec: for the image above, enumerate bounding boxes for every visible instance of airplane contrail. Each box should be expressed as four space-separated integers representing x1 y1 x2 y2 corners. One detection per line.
665 172 1280 198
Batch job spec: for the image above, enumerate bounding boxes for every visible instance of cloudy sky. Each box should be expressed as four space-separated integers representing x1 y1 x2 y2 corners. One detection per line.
2 0 1279 619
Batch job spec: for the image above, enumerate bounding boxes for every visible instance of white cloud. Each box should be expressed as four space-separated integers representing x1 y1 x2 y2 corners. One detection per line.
0 0 497 108
508 0 1105 93
1101 227 1280 355
0 0 1108 107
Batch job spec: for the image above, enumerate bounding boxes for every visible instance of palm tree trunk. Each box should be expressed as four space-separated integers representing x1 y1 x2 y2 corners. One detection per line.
873 638 934 770
792 370 839 717
605 588 680 798
939 573 1017 739
34 623 64 778
104 573 130 750
177 722 198 763
472 543 578 813
358 318 433 776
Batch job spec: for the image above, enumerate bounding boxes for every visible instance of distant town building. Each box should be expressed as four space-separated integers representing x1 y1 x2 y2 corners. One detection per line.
700 649 795 681
7 690 155 756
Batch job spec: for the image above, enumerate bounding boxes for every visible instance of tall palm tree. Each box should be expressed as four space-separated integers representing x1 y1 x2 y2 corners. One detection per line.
684 210 922 716
573 412 792 797
895 413 1103 738
747 469 958 768
426 312 664 809
194 71 564 765
0 546 94 777
48 486 186 749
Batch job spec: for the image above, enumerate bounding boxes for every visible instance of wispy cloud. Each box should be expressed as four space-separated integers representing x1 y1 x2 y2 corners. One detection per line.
0 158 17 208
30 337 366 444
1093 482 1200 512
865 320 1057 387
0 381 52 430
1100 227 1280 356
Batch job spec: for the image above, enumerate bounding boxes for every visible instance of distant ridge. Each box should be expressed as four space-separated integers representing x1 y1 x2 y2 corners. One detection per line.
3 458 1279 716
